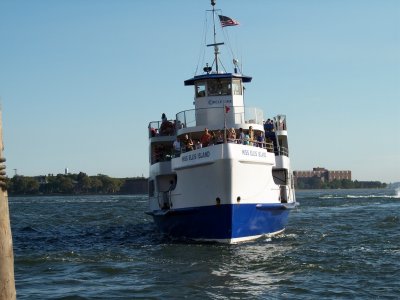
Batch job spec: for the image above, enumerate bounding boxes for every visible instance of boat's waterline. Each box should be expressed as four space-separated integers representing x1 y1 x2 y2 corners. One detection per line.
193 228 286 244
147 203 294 243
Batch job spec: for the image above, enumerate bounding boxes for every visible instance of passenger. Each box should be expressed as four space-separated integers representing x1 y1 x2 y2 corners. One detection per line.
183 134 194 152
248 126 254 146
257 132 265 148
176 120 184 130
159 113 174 135
210 131 217 145
155 145 165 162
195 140 202 149
265 119 274 132
160 121 174 136
169 180 176 191
269 119 275 131
238 128 245 144
265 136 273 151
243 133 250 145
173 137 181 157
200 128 212 147
216 130 224 144
227 128 236 143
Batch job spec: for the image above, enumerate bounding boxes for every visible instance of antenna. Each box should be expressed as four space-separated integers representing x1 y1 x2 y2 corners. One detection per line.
206 0 224 73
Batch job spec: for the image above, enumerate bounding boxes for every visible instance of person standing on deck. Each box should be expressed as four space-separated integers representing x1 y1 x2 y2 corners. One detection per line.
200 128 212 147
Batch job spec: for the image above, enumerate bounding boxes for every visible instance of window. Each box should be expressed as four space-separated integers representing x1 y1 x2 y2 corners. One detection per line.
196 82 206 97
232 79 242 95
207 79 231 96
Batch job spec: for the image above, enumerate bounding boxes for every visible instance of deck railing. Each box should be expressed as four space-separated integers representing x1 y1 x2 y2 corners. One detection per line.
278 146 289 157
148 107 266 138
176 106 264 130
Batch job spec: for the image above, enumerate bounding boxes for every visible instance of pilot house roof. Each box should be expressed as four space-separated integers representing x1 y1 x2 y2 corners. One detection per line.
184 73 252 86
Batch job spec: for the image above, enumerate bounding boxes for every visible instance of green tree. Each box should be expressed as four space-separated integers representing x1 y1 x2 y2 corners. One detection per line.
77 172 91 193
9 176 39 194
97 175 122 193
90 177 103 193
57 176 74 194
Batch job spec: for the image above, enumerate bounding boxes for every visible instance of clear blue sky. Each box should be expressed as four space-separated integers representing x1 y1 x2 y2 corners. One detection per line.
1 0 399 183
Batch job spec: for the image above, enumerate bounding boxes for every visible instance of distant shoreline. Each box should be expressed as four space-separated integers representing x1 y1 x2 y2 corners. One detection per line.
6 172 396 196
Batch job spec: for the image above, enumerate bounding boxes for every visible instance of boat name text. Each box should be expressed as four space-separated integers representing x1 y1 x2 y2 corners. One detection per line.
242 149 266 158
181 151 211 162
208 99 232 106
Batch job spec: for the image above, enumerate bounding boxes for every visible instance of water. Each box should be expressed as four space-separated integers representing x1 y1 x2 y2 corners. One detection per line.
9 189 400 299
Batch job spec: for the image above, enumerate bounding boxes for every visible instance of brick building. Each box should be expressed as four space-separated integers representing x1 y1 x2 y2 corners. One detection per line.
293 167 351 182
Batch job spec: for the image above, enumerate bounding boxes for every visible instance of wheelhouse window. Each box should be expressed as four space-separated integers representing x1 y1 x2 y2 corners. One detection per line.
207 79 231 96
195 82 206 97
232 79 242 95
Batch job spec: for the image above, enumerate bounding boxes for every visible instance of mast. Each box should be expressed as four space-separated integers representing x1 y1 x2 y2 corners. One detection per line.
208 0 223 73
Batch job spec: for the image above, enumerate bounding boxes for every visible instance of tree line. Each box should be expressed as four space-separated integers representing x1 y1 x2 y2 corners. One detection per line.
295 177 387 190
6 172 148 195
6 172 388 194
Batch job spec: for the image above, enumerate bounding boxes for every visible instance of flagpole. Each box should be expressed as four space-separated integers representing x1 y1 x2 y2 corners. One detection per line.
207 1 224 74
211 0 219 73
224 105 227 143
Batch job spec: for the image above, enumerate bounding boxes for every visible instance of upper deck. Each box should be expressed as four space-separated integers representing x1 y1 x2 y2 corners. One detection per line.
148 105 265 138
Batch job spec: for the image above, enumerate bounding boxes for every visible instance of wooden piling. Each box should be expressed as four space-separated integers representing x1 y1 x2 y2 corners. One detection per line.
0 109 16 300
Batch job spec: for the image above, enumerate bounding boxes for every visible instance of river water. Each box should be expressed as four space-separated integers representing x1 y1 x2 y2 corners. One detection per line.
9 188 400 299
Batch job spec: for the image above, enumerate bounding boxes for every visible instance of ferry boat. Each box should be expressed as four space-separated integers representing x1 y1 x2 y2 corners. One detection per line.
146 0 297 243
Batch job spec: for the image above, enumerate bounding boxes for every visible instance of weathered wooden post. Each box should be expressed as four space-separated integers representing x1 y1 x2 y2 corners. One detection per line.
0 109 16 300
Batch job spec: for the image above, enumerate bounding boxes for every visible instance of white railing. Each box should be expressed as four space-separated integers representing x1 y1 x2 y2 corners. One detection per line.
176 106 264 129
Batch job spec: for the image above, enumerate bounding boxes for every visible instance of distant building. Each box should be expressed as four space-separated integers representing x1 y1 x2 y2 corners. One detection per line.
293 167 351 183
120 177 148 194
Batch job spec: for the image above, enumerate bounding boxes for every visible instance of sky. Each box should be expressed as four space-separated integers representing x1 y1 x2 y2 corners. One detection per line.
0 0 399 183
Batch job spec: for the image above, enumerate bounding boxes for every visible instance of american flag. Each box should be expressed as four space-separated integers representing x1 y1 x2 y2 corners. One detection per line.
218 15 239 27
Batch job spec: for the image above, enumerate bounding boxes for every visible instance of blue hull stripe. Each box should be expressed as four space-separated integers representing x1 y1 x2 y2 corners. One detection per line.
147 203 292 240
